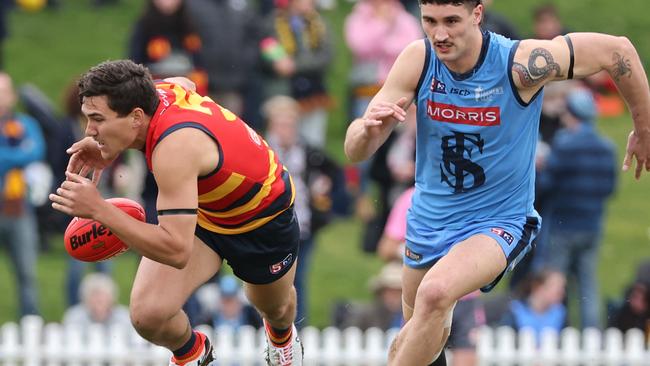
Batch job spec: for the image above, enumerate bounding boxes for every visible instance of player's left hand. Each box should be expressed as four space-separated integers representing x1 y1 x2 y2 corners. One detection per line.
49 171 105 218
622 129 650 179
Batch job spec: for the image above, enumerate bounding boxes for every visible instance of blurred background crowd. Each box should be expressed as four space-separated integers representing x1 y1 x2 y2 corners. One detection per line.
0 0 648 363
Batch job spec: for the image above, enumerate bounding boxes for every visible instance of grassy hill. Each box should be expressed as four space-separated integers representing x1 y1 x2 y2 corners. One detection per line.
0 0 648 328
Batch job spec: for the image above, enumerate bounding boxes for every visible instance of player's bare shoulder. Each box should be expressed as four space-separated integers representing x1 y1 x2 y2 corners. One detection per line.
397 40 427 77
511 36 572 101
152 127 219 178
400 38 427 63
384 39 428 96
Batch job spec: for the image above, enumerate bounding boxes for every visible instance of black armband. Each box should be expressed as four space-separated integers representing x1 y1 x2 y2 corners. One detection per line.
564 35 575 79
157 208 198 216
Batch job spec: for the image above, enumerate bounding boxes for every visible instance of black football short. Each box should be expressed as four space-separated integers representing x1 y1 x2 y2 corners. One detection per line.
195 206 300 285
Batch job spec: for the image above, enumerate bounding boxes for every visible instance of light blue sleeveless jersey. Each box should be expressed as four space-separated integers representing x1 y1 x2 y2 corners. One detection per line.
409 31 543 231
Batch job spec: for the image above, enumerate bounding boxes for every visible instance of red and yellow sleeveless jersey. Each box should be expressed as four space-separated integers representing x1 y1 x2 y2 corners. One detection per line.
144 82 295 234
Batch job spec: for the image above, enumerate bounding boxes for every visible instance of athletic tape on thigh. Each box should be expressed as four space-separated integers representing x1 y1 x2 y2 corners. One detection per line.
402 295 414 313
445 301 457 328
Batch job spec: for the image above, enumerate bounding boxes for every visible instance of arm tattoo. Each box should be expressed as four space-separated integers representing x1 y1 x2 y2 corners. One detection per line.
611 52 632 82
513 47 563 87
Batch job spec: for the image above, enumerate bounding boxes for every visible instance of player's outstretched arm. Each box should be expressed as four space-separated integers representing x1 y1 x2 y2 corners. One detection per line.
514 33 650 178
344 40 424 163
566 33 649 178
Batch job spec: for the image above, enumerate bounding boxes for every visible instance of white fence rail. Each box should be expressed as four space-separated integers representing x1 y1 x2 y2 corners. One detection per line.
1 316 649 365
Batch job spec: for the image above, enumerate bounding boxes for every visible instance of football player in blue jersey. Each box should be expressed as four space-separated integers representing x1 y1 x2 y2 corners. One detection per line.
344 1 650 365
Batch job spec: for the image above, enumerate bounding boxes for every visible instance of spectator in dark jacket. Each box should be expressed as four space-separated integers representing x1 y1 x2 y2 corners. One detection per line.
186 0 266 130
536 87 618 329
129 0 208 95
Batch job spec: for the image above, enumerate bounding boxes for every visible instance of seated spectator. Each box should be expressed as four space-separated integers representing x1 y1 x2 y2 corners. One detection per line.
608 259 650 341
214 275 261 329
62 273 131 329
336 262 403 331
196 275 262 330
500 269 567 342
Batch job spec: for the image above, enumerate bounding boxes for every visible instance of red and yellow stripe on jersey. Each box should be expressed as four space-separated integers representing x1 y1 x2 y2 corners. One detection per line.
144 82 295 234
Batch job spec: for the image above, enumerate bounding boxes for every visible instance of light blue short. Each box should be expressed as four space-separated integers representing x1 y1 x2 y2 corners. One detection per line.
404 215 541 292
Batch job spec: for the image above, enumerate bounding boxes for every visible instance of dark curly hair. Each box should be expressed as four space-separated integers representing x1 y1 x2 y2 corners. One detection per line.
78 59 159 117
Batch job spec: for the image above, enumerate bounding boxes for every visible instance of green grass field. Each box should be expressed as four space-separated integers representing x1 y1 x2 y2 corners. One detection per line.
0 0 648 328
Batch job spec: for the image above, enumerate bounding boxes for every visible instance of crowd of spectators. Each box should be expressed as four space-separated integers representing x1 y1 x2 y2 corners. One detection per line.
0 2 647 361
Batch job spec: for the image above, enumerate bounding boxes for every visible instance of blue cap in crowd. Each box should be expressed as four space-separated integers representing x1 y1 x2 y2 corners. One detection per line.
566 88 598 122
219 275 240 297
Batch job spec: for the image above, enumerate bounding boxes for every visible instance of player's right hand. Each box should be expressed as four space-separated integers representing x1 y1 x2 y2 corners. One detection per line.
66 137 113 184
362 97 408 132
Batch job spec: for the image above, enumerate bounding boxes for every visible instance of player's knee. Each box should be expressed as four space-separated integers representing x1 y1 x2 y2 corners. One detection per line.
129 299 168 336
259 300 294 322
416 280 455 312
130 307 160 336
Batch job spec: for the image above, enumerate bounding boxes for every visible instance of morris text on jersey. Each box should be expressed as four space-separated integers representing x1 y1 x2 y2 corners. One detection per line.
427 101 501 126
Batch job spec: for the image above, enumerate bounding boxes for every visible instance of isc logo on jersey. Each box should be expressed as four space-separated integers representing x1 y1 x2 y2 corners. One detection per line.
431 78 471 96
427 101 500 126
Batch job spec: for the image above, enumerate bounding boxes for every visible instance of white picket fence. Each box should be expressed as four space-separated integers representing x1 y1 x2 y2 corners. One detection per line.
477 326 650 366
1 316 649 365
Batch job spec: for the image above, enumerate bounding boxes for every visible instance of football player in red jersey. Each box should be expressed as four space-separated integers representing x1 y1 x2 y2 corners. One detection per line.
50 60 303 366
